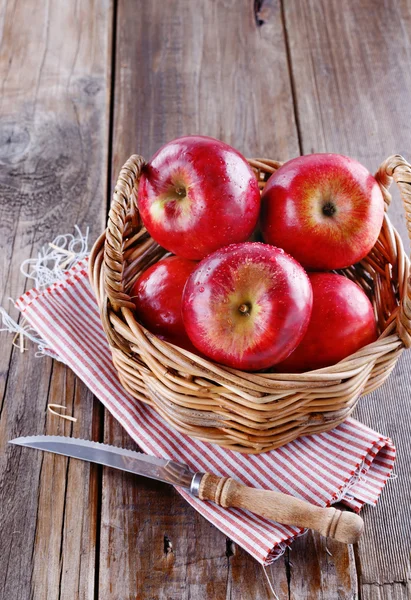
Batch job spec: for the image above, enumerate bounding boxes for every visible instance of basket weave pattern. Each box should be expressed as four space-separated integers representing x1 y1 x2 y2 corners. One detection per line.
89 154 411 453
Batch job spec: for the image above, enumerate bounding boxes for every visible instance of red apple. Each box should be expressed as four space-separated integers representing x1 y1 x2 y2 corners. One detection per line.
181 242 313 371
137 136 261 260
130 256 197 350
278 273 378 372
261 154 385 270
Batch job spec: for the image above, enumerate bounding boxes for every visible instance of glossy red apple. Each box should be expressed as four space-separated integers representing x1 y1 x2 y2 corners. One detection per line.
130 256 197 350
278 273 378 372
261 154 385 270
137 136 261 260
182 242 313 371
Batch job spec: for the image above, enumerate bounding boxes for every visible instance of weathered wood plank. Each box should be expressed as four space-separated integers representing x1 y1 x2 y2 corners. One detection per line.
0 0 112 598
230 549 289 600
111 0 299 177
101 0 303 598
29 368 103 600
361 581 411 600
283 0 411 595
288 531 358 600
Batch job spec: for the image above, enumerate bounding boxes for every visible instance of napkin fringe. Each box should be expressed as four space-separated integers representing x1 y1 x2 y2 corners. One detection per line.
333 459 368 504
0 226 89 360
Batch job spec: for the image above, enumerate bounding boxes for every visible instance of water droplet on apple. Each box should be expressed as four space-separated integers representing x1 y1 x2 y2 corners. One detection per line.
199 286 205 292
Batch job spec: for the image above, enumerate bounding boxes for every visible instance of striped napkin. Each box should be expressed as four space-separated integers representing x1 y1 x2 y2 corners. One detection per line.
16 260 396 565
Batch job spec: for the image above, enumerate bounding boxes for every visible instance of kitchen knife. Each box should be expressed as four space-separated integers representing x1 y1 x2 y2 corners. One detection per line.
9 435 363 544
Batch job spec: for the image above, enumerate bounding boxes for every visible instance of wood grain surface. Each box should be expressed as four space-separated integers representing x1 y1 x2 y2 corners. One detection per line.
0 0 112 599
283 1 411 597
0 0 410 598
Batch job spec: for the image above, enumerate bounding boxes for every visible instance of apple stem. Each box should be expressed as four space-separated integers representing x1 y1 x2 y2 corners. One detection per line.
322 201 336 217
175 187 186 197
238 303 251 315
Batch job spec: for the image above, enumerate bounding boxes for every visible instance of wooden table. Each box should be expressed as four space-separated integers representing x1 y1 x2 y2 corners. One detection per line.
1 1 411 598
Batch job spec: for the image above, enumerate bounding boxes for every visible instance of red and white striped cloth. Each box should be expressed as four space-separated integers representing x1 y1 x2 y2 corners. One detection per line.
16 260 396 565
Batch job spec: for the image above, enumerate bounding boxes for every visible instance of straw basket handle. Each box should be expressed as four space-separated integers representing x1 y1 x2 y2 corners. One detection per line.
104 155 147 312
198 473 364 544
375 155 411 347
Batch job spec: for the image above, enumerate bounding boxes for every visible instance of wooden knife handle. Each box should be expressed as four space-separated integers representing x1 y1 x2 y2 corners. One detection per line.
198 473 364 544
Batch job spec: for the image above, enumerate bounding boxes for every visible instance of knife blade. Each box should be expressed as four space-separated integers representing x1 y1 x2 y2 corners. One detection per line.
9 435 201 491
9 435 364 544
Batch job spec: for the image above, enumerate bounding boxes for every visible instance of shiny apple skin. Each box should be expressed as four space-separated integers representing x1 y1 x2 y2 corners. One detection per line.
278 272 378 372
261 154 385 270
130 256 197 350
181 242 313 371
137 136 261 260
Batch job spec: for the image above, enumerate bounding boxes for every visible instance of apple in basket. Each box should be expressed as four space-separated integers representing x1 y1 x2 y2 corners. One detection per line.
181 242 313 371
279 272 378 372
260 153 385 270
130 256 198 351
137 135 261 260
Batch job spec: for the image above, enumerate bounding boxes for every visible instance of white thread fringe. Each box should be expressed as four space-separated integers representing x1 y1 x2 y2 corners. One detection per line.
0 306 60 360
333 459 368 503
1 226 90 361
20 225 89 290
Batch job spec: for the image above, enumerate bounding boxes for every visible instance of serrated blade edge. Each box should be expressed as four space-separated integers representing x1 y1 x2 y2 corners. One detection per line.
9 435 195 488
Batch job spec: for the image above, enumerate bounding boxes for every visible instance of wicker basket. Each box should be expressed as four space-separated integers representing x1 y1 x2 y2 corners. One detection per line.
89 154 411 454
